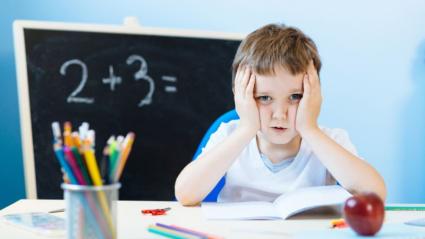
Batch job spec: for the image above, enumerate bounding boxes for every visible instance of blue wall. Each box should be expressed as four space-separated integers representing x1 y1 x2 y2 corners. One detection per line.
1 0 424 208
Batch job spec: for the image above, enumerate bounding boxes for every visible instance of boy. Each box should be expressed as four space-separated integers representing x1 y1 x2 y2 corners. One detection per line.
175 24 386 206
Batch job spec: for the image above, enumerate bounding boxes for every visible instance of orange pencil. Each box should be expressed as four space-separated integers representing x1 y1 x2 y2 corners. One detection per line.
330 218 348 229
63 122 72 147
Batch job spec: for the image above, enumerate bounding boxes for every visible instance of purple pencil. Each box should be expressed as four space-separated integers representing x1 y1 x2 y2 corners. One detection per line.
155 223 224 239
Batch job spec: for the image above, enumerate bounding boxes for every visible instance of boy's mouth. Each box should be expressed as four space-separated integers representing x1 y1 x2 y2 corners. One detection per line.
271 126 287 132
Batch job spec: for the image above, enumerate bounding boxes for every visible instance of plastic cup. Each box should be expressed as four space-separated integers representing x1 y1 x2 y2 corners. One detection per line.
62 183 120 239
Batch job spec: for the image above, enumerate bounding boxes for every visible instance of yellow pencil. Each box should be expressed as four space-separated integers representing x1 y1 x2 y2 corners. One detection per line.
84 146 103 186
83 141 116 237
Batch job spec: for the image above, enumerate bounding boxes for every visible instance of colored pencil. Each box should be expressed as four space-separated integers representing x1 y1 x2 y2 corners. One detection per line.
53 144 77 184
63 146 86 185
71 146 92 185
51 122 62 144
156 223 211 239
83 144 103 186
108 137 120 182
168 224 224 239
385 205 425 211
100 145 110 184
63 122 72 147
114 132 135 182
82 141 116 237
148 224 204 239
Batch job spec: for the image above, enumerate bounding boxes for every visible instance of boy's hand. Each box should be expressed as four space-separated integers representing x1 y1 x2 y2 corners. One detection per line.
234 66 260 136
295 62 322 136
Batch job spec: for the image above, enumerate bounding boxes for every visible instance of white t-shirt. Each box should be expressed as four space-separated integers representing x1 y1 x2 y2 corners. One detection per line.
198 120 359 203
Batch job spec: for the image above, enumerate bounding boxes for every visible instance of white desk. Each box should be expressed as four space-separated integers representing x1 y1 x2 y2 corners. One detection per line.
1 200 425 239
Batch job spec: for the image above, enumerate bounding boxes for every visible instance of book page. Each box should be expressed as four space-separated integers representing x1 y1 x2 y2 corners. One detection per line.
273 185 351 219
0 212 65 236
202 201 280 220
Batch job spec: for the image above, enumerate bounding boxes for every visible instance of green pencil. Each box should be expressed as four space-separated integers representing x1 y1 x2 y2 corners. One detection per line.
385 205 425 211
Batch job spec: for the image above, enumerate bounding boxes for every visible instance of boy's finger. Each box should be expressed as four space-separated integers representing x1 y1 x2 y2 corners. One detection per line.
235 65 243 83
308 68 320 93
246 72 256 97
308 70 315 86
308 60 316 72
240 67 251 92
234 64 243 84
234 65 246 95
308 62 320 84
303 74 310 97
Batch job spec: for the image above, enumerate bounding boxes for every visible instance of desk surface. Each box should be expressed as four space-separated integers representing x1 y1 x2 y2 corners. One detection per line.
1 200 425 239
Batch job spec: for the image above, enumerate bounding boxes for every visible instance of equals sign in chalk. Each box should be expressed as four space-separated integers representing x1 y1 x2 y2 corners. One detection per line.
162 76 178 93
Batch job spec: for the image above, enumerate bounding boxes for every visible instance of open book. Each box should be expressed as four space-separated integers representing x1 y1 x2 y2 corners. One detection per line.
202 185 351 220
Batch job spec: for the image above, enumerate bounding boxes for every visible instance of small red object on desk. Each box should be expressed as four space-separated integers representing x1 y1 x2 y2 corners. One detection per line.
141 207 171 216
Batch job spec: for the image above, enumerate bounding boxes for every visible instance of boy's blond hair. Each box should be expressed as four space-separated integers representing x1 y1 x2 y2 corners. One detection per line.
232 23 321 84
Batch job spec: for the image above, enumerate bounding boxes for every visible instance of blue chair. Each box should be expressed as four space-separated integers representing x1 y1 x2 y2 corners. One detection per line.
192 109 239 202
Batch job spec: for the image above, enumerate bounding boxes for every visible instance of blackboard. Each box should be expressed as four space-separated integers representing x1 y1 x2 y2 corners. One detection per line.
14 20 242 200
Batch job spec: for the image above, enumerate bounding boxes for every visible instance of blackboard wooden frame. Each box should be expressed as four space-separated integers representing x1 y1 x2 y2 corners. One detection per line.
13 19 243 199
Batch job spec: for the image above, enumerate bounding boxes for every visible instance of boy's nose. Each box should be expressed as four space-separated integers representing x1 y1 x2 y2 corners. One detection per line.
272 104 288 120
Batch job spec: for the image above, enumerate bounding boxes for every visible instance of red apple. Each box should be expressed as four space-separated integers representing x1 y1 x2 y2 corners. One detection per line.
343 192 385 236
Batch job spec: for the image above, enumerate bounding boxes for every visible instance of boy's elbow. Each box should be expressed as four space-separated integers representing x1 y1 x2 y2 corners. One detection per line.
175 192 201 206
376 179 387 202
176 194 201 206
370 172 387 202
174 183 201 206
344 175 387 202
361 178 387 202
379 190 387 203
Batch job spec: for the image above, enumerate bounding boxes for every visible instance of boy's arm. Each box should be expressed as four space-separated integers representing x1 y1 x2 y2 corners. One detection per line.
296 63 387 201
302 129 387 201
174 126 254 206
175 67 260 206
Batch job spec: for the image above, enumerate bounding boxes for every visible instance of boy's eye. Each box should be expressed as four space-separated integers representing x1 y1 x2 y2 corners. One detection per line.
289 94 303 101
256 96 272 102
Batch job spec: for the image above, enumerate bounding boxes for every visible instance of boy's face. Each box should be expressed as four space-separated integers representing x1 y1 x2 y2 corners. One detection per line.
254 66 304 145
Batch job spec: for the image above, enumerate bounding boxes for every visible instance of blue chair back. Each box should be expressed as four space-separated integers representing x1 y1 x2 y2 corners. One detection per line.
192 109 239 202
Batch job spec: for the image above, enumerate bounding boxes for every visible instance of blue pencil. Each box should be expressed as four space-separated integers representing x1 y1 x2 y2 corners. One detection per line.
53 144 77 184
